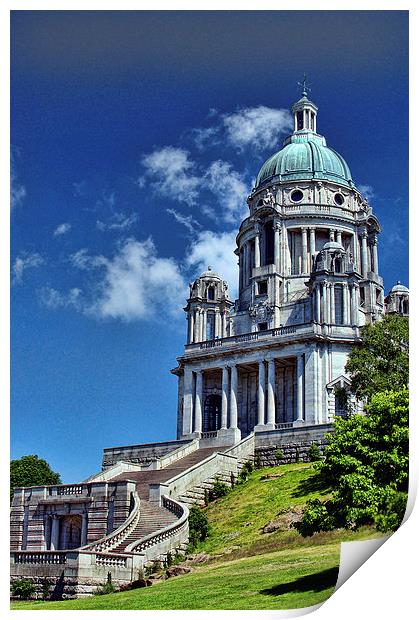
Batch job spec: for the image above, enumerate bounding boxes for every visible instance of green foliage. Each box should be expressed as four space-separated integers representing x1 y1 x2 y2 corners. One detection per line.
165 552 173 568
274 448 284 461
204 488 209 506
345 314 408 400
307 442 321 462
11 579 36 600
10 455 61 500
295 389 409 536
295 448 300 463
188 505 210 548
209 478 229 501
96 572 115 595
145 560 162 576
41 577 50 601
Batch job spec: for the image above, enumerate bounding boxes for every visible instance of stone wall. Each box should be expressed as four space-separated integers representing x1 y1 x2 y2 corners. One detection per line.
255 423 333 466
102 439 190 469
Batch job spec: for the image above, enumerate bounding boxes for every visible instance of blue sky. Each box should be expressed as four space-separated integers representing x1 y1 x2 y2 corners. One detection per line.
11 10 408 483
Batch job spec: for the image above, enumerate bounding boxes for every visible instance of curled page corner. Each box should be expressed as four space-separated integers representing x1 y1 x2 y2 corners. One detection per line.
334 535 391 592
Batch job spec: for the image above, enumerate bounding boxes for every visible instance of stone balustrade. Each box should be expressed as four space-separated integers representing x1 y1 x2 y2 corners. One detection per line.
81 491 141 553
12 551 67 565
186 324 308 353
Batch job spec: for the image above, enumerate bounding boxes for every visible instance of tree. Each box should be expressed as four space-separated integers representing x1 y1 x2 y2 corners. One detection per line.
295 389 408 536
345 314 408 401
10 455 61 500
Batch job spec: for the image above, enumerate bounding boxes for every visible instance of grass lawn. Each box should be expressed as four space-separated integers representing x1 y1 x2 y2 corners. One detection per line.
11 463 382 611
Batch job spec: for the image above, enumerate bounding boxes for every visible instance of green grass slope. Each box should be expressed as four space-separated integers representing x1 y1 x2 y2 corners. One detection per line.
12 463 381 611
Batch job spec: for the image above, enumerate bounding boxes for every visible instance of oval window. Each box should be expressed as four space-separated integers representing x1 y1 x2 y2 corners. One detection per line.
291 190 303 203
334 193 344 206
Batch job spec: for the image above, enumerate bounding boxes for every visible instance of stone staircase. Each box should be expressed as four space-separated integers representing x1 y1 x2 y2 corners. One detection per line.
110 500 176 553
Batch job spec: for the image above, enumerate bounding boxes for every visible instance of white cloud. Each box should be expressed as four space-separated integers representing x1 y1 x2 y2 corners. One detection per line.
63 238 188 322
141 146 200 207
358 184 375 201
222 106 293 152
96 212 138 232
53 223 72 236
12 252 44 284
11 151 26 209
166 208 201 234
186 230 238 298
204 160 248 224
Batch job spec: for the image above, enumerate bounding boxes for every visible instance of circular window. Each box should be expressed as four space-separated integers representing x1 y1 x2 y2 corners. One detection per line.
290 190 304 203
334 193 344 206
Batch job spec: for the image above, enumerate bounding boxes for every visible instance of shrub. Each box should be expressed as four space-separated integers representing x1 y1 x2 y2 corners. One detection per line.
308 442 322 462
209 478 229 501
295 448 300 463
274 448 284 461
254 455 261 469
166 551 173 567
11 578 36 600
204 488 209 506
96 572 115 595
242 460 254 474
41 577 50 601
188 504 210 548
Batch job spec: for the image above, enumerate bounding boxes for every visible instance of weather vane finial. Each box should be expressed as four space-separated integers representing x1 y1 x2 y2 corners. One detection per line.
298 73 311 97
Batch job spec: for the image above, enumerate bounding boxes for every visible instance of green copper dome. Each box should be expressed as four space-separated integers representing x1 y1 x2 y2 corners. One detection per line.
255 132 353 189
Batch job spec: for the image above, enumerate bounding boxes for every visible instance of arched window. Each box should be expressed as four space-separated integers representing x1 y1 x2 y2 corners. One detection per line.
334 285 344 324
334 388 348 418
207 285 215 300
264 221 274 265
204 395 221 431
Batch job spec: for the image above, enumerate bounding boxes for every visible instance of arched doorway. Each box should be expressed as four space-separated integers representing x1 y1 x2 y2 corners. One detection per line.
204 394 221 432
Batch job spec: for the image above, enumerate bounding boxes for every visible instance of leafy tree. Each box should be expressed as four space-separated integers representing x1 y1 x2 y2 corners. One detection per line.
10 455 61 500
345 314 408 400
295 389 408 536
307 442 322 462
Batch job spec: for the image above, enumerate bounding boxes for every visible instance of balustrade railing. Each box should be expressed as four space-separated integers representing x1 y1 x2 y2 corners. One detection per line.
190 324 309 352
95 553 128 567
201 431 217 439
13 551 67 565
81 491 141 553
275 422 294 430
126 496 188 554
56 485 84 496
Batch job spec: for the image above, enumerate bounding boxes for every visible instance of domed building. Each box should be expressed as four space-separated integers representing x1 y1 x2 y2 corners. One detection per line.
385 281 409 316
174 88 387 443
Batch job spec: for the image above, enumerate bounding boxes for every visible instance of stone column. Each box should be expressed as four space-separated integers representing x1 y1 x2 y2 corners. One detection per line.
351 284 360 325
194 370 203 433
215 310 221 338
325 283 331 324
44 515 52 550
254 226 261 269
221 312 227 338
182 368 193 436
221 366 229 429
188 312 194 344
296 355 304 422
322 282 328 323
342 283 349 324
50 515 60 551
309 227 316 271
229 365 238 429
195 309 201 342
372 235 379 274
201 309 207 341
336 230 342 246
330 283 335 324
301 227 308 273
81 512 88 546
267 359 276 427
361 229 368 277
329 229 335 242
316 284 321 323
257 360 265 426
274 221 281 272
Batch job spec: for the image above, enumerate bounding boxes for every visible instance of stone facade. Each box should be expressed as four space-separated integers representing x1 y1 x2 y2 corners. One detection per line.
173 90 406 444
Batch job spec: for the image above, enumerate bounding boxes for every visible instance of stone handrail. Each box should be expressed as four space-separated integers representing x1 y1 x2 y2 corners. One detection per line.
12 551 67 565
80 491 141 553
147 439 199 471
84 461 144 483
185 323 313 352
126 495 189 553
223 432 255 460
149 452 239 504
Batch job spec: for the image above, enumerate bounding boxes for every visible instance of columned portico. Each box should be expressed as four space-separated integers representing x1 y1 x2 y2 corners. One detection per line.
266 359 276 428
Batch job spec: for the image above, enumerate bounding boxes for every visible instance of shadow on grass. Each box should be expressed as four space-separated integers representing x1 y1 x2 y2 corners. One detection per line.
260 566 339 596
291 472 330 498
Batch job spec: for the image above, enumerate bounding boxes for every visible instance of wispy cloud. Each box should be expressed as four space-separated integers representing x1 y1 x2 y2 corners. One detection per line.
73 180 87 196
204 160 248 223
166 208 201 234
96 212 138 232
358 184 375 201
140 146 200 207
12 252 44 284
39 287 83 310
53 222 72 236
